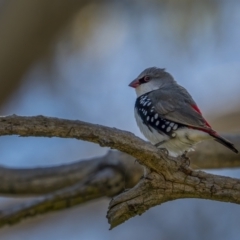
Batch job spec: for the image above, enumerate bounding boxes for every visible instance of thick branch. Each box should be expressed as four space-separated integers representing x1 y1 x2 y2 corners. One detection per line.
0 145 239 196
0 151 143 226
0 159 99 195
0 166 125 227
107 168 240 229
0 115 172 176
0 151 142 196
0 115 239 228
1 115 239 175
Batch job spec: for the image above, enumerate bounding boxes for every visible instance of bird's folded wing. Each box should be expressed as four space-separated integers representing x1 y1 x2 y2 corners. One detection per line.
147 87 211 131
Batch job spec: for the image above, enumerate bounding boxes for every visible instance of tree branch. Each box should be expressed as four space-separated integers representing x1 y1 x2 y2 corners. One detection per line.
0 115 239 228
0 151 143 227
0 151 142 196
0 115 172 176
107 169 240 229
0 166 124 227
0 145 239 196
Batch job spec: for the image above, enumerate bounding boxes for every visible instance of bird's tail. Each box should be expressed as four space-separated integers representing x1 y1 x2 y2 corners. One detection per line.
210 131 238 154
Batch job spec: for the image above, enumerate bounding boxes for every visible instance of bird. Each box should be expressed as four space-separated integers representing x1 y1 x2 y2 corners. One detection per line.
129 67 238 158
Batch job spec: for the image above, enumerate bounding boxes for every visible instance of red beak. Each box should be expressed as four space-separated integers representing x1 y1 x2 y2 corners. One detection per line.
128 79 140 88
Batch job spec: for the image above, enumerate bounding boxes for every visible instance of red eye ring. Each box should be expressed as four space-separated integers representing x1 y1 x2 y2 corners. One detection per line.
144 76 150 82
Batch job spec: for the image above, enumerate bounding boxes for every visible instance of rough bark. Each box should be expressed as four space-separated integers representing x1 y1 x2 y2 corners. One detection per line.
0 151 142 196
0 115 239 228
0 146 239 196
107 168 240 229
0 166 124 227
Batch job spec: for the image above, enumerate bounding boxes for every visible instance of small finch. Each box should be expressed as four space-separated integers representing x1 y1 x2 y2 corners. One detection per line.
129 67 238 157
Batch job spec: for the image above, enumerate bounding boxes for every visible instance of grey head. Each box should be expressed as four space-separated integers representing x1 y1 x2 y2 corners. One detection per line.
129 67 176 96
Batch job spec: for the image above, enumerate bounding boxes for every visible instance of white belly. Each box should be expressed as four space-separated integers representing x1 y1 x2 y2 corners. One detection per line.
134 109 212 157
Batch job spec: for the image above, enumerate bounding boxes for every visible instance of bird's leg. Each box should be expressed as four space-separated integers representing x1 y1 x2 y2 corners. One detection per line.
178 151 193 175
155 144 180 166
159 148 169 157
155 141 166 148
180 151 190 167
154 142 169 157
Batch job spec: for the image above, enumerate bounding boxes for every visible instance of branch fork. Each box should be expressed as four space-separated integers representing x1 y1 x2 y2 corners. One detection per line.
0 115 238 228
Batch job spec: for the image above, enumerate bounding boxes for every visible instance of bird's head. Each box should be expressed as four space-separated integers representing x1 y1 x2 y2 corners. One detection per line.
129 67 176 96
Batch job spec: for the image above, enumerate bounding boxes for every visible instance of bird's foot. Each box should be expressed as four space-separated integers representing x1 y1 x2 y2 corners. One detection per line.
158 147 169 157
180 151 190 168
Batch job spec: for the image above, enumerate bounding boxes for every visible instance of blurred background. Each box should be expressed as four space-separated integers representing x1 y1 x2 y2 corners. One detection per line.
0 0 240 239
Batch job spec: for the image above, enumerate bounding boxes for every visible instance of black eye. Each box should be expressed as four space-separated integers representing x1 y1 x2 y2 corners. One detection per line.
139 76 150 84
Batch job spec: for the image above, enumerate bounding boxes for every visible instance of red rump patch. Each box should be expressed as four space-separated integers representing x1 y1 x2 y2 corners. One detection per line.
191 104 202 114
191 104 211 127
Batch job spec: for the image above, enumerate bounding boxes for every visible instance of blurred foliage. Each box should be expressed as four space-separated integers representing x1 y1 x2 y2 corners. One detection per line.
0 0 221 105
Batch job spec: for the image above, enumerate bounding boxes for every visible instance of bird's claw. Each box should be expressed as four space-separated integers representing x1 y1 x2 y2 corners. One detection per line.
158 148 169 157
180 151 190 167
